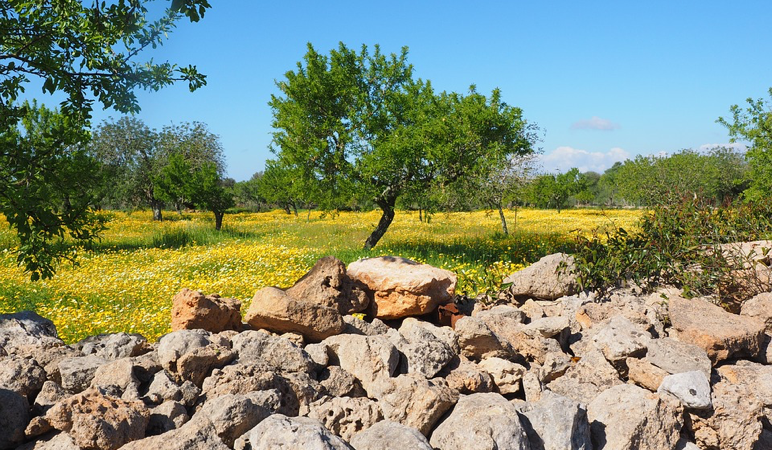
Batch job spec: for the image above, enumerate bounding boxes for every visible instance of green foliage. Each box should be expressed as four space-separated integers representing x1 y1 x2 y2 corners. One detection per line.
270 43 536 249
527 168 584 212
718 88 772 202
573 194 772 307
190 162 235 230
0 102 105 280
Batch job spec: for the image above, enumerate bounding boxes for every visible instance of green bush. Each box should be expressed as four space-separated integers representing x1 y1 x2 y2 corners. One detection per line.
573 194 772 309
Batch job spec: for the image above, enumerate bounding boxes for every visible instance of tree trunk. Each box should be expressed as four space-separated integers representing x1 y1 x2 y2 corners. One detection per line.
151 200 163 221
419 208 423 222
364 198 396 250
292 203 298 217
214 211 224 231
283 204 291 215
498 205 509 235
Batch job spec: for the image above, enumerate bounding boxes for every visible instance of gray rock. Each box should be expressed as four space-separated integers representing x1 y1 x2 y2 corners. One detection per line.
540 351 572 382
657 371 712 410
522 371 543 402
547 348 622 405
75 332 148 360
58 354 109 392
644 337 712 378
519 390 591 450
14 432 80 450
477 357 526 395
232 330 315 373
285 256 369 314
147 401 189 435
587 384 682 450
323 334 399 395
429 392 530 450
0 388 29 450
349 420 432 450
0 311 62 355
319 366 366 398
142 370 184 405
201 363 302 416
0 356 47 400
342 315 391 336
474 304 526 323
175 344 235 386
119 421 229 450
443 357 494 394
741 292 772 333
33 381 70 414
504 253 578 300
372 373 457 436
524 316 570 339
234 414 353 450
307 396 383 441
394 319 455 378
195 393 273 447
592 315 651 362
688 379 764 450
304 342 329 367
716 361 772 407
157 329 211 374
454 316 510 360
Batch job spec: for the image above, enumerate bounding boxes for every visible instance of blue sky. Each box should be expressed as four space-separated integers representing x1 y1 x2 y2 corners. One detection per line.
81 1 772 181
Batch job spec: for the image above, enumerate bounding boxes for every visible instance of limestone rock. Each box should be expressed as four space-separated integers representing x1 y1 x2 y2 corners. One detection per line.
477 357 526 395
90 357 141 399
34 381 70 414
307 396 383 441
519 390 592 450
157 329 211 374
319 366 366 398
58 355 109 393
342 315 391 336
175 344 235 386
43 388 149 450
147 401 189 435
688 379 764 450
285 256 369 314
668 295 766 364
0 388 29 450
373 374 457 436
323 334 399 395
504 253 578 300
547 349 623 405
304 342 329 368
0 311 63 355
443 356 494 394
15 432 81 450
658 370 712 410
592 315 651 362
643 337 712 378
233 414 353 450
231 330 315 374
75 332 149 360
394 318 455 378
429 392 530 450
171 289 241 333
201 363 299 416
716 361 772 408
740 291 772 333
347 256 456 319
587 384 682 450
0 356 47 400
626 357 669 391
245 287 345 342
454 316 510 360
349 420 432 450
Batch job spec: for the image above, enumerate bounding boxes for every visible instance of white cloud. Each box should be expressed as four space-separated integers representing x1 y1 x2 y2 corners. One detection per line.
698 142 747 153
571 116 621 131
539 146 630 174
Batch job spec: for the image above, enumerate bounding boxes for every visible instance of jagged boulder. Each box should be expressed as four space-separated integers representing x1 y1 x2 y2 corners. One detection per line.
504 253 578 300
171 289 242 333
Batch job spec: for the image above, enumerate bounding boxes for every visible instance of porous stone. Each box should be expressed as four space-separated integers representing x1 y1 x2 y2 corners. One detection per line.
231 330 315 374
0 311 63 356
587 384 682 450
157 329 211 374
643 337 712 378
318 366 366 398
0 356 47 400
75 332 149 360
323 334 399 395
477 357 526 395
658 370 712 410
58 355 109 392
90 357 141 399
668 295 766 364
688 379 764 450
349 420 432 450
740 292 772 333
393 318 455 378
592 315 651 362
175 344 235 386
443 356 494 394
307 396 383 441
34 381 70 414
147 401 189 435
342 315 391 336
372 374 457 436
0 388 29 450
233 414 353 450
626 357 669 391
504 253 578 300
547 348 623 405
454 316 510 360
347 256 456 319
171 288 242 333
245 287 345 342
519 390 592 450
201 363 300 416
429 392 530 450
285 256 369 314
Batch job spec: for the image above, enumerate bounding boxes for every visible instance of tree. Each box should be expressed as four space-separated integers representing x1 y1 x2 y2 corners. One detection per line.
1 0 211 278
270 43 536 249
718 88 772 201
190 162 234 231
233 172 267 212
527 168 583 212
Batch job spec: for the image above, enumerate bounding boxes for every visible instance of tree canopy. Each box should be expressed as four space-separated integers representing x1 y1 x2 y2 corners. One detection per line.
269 43 537 248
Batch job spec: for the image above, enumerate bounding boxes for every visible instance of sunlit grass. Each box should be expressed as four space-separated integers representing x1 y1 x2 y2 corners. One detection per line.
0 208 640 343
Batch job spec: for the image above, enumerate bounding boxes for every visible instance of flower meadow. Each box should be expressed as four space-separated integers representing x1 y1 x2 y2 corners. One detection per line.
0 208 640 343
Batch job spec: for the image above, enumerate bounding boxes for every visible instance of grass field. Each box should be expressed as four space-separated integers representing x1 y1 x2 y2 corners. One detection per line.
0 208 640 343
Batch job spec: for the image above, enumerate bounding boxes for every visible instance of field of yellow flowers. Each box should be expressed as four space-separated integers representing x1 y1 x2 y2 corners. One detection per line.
0 208 640 343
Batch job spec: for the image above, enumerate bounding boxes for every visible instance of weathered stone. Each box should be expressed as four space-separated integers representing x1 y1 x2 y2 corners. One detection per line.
147 401 189 435
280 331 305 347
90 357 141 399
232 330 315 373
477 357 526 395
522 371 543 402
473 304 527 323
342 315 391 336
201 363 299 416
0 356 46 400
454 316 510 360
644 337 712 378
304 342 329 367
307 396 383 441
157 329 211 374
171 288 242 333
592 315 651 362
444 356 494 394
30 345 81 385
658 370 712 410
548 348 622 405
347 256 456 319
234 415 353 450
75 332 149 360
519 390 592 450
525 315 570 339
142 370 184 405
540 351 572 382
245 287 345 341
34 381 70 414
394 318 455 378
429 392 530 450
741 292 772 333
373 374 457 436
58 355 109 392
349 420 432 450
319 366 366 398
323 334 399 395
688 379 764 450
668 295 766 364
520 299 546 320
626 357 669 391
587 384 682 450
479 313 564 365
175 344 235 386
16 432 81 450
285 256 369 314
119 422 229 450
43 388 149 450
0 311 63 356
504 253 578 300
0 388 29 450
716 361 772 408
